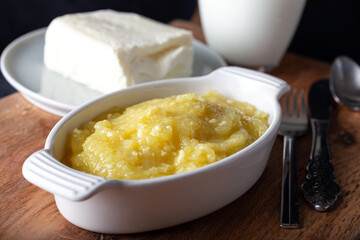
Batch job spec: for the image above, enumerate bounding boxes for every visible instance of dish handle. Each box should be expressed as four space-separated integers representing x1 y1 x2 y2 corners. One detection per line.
22 149 110 201
211 66 290 100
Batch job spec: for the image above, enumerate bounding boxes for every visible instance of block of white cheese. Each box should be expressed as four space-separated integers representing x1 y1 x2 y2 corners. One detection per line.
44 10 194 94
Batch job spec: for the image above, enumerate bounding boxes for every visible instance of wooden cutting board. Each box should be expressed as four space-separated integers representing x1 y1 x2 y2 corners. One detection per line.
1 22 360 240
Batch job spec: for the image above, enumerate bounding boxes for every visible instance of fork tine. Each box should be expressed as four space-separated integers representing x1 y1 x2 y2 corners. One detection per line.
292 89 298 117
300 89 307 117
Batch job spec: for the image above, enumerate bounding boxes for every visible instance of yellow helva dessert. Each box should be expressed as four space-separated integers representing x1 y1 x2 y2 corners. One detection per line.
63 91 269 180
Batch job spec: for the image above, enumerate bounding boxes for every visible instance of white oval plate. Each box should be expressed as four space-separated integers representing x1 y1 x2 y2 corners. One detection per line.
1 28 226 116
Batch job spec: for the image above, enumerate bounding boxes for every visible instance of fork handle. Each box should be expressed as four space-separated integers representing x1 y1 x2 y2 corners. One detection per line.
280 135 299 228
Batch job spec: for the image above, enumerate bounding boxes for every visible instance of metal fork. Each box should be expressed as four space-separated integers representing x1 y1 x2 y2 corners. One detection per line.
279 89 308 228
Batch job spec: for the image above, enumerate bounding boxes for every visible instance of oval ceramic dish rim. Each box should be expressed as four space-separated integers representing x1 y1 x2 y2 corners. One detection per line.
44 67 287 187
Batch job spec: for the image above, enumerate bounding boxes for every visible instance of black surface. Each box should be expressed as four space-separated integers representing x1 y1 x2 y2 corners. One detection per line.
288 0 360 64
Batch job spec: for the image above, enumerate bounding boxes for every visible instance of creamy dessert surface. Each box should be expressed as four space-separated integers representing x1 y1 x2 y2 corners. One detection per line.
63 91 269 180
44 10 193 93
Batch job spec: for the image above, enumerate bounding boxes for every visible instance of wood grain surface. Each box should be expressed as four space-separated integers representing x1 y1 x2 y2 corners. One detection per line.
1 22 360 240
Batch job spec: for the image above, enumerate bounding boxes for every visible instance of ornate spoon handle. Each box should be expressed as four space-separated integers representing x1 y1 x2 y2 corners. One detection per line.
301 119 341 211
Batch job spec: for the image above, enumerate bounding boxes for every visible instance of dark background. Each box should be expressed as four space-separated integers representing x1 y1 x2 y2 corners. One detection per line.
1 0 359 98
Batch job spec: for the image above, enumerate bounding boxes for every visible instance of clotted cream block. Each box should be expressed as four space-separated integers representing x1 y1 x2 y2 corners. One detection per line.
43 10 193 94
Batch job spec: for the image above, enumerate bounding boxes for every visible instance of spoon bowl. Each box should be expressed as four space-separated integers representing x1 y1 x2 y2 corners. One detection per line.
330 56 360 111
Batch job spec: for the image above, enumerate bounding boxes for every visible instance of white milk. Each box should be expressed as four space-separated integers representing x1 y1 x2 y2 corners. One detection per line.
199 0 306 70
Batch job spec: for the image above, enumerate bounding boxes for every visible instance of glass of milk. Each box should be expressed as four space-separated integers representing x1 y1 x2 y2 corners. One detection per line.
198 0 306 72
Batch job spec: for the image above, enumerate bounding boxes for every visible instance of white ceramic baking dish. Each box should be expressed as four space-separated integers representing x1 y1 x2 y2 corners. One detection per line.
22 66 289 234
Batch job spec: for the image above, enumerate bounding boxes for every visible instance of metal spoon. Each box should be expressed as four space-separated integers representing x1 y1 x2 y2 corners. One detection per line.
330 56 360 111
